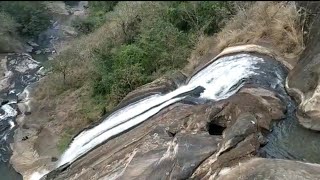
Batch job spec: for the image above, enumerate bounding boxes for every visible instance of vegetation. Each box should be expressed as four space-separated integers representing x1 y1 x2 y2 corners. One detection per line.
0 1 51 38
215 1 305 60
57 129 74 153
0 1 51 52
69 1 234 102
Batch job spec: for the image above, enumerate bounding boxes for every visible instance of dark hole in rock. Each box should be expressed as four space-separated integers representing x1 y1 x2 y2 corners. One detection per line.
1 100 9 106
260 127 271 137
207 121 226 135
166 130 176 137
51 157 58 162
22 124 30 129
22 136 28 141
258 132 268 146
257 149 267 158
24 112 31 116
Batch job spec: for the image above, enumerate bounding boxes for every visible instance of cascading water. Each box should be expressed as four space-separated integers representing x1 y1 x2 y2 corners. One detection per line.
0 53 44 180
57 52 288 167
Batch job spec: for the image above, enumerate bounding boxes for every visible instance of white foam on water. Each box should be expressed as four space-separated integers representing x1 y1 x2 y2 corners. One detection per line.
30 169 49 180
57 53 264 167
2 134 7 141
0 104 17 119
9 89 15 94
9 120 15 130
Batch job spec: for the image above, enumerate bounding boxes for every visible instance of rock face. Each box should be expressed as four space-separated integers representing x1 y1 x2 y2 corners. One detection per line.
43 71 288 179
216 158 320 180
287 2 320 130
45 78 320 179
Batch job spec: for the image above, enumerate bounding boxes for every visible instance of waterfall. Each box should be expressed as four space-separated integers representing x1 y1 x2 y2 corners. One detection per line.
57 52 287 167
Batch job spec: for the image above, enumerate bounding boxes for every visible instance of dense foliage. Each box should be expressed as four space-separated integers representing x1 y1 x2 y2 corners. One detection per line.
0 1 51 37
88 1 234 104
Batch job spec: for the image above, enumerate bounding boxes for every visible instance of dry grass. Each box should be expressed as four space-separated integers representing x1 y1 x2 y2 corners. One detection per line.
184 1 305 75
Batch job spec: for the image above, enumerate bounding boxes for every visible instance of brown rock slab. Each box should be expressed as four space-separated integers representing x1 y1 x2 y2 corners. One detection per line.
217 158 320 180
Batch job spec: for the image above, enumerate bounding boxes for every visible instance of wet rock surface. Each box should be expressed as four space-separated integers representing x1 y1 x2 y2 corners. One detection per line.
287 2 320 131
216 158 320 180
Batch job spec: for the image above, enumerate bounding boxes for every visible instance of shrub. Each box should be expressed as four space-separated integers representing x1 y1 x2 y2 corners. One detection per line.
166 1 234 35
92 44 149 101
137 18 192 75
89 1 119 13
72 17 97 35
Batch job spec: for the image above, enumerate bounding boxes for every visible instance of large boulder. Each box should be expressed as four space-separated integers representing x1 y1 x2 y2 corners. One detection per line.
216 158 320 180
287 2 320 130
191 86 286 179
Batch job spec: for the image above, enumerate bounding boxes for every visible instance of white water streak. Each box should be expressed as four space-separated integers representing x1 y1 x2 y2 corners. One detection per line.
0 104 17 119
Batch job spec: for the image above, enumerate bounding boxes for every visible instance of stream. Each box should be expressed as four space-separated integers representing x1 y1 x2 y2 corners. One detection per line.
0 50 45 180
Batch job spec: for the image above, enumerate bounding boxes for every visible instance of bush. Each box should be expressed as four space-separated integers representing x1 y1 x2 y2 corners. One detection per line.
166 1 234 35
89 1 119 14
0 1 51 37
72 17 97 35
137 18 192 75
92 44 149 101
